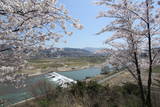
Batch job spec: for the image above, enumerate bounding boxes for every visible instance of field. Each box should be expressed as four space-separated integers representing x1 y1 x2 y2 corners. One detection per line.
22 56 106 75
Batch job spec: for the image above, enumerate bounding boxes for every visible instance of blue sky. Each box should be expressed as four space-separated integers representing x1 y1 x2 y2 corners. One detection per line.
54 0 110 48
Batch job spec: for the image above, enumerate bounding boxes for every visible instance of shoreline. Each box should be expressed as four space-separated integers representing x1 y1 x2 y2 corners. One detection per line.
28 64 102 77
9 65 102 106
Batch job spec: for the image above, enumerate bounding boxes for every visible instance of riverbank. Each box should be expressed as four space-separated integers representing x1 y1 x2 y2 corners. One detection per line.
22 56 105 77
28 64 102 77
8 64 160 107
2 67 102 107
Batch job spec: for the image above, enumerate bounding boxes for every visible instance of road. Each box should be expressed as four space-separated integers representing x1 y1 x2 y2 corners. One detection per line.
97 71 125 84
97 71 160 94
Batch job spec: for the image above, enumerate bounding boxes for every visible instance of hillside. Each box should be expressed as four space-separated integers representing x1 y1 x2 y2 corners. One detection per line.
32 48 97 59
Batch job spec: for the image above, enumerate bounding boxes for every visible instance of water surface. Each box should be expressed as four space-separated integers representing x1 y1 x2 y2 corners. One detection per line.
0 67 101 106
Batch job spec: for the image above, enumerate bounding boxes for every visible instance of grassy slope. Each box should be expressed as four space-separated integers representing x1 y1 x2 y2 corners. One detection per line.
152 65 160 73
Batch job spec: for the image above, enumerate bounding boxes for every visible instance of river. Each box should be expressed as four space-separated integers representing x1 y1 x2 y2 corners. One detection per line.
0 67 101 106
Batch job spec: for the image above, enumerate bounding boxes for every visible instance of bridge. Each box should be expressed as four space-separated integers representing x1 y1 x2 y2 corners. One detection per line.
45 72 77 88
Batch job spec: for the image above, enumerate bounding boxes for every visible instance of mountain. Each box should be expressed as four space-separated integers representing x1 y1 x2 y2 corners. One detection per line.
83 47 103 53
56 48 93 57
83 47 109 56
32 48 94 58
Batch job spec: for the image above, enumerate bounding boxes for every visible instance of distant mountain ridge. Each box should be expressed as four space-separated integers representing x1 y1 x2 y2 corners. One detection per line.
32 48 93 58
83 47 103 53
31 47 110 59
83 47 109 55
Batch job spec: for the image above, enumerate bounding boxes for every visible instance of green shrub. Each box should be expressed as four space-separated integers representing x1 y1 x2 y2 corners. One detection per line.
69 81 119 107
27 81 148 107
113 83 143 107
121 82 140 96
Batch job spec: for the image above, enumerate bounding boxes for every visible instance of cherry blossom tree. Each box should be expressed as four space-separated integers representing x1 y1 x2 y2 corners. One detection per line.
0 0 82 87
95 0 160 106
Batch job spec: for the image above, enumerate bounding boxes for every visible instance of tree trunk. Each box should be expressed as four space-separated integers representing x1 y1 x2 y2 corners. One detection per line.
134 52 146 107
129 33 146 106
146 0 153 107
146 27 153 107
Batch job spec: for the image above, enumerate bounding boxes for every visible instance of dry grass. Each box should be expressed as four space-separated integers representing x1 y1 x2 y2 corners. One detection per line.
22 56 105 75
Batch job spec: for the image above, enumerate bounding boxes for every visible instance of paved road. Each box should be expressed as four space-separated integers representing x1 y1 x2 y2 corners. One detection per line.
97 71 160 94
97 71 125 84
